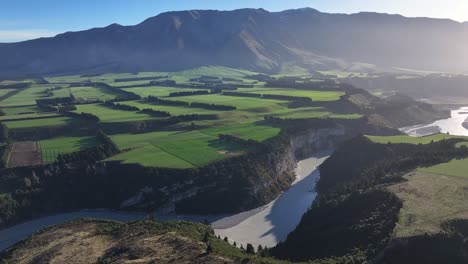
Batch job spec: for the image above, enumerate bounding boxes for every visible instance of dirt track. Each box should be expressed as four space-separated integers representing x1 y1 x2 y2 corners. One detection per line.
7 141 42 168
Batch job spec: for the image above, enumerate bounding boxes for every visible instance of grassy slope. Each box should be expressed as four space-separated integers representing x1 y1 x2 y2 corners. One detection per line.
389 171 468 238
418 158 468 178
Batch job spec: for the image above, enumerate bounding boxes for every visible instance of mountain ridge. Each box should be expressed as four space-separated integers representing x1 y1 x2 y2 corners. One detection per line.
1 8 468 77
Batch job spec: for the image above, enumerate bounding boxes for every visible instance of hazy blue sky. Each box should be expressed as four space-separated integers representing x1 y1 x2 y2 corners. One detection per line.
1 0 467 42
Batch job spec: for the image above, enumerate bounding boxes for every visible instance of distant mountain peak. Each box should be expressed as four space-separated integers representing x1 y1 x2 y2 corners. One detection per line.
0 8 467 77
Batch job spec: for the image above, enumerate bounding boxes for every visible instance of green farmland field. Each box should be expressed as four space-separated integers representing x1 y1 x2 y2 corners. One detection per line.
366 134 468 145
202 122 280 142
0 85 53 107
238 88 345 101
167 94 286 111
71 86 116 101
121 100 220 115
109 130 248 168
0 89 16 97
3 116 71 129
74 104 155 123
38 136 98 163
123 87 208 98
0 112 59 121
418 158 468 178
1 105 41 115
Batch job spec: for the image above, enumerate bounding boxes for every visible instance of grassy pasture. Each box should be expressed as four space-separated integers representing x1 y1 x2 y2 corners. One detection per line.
109 130 247 167
74 104 155 123
70 86 116 101
366 134 468 145
272 107 362 120
168 66 256 84
418 158 468 178
51 87 72 97
121 100 219 115
107 145 194 168
389 171 468 238
0 112 59 121
3 116 71 129
123 87 208 98
0 105 41 115
0 85 53 107
0 89 16 97
202 122 280 142
238 88 345 101
38 136 98 163
167 94 286 111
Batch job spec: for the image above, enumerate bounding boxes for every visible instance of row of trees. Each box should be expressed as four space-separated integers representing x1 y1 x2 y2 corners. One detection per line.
55 130 119 165
62 111 99 122
139 108 171 117
102 101 139 112
114 76 166 82
92 82 141 101
36 96 75 109
168 90 209 97
222 91 313 108
0 82 31 89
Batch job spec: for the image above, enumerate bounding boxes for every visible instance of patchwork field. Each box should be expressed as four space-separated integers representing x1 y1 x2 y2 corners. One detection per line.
0 66 364 169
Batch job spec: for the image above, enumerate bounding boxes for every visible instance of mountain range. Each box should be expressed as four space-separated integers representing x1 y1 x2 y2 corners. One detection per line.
1 8 468 77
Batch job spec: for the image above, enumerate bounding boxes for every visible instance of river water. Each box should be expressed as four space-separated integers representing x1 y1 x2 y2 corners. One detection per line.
400 106 468 136
0 152 331 251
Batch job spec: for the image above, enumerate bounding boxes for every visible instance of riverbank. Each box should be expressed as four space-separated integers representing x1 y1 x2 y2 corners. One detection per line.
212 151 331 248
